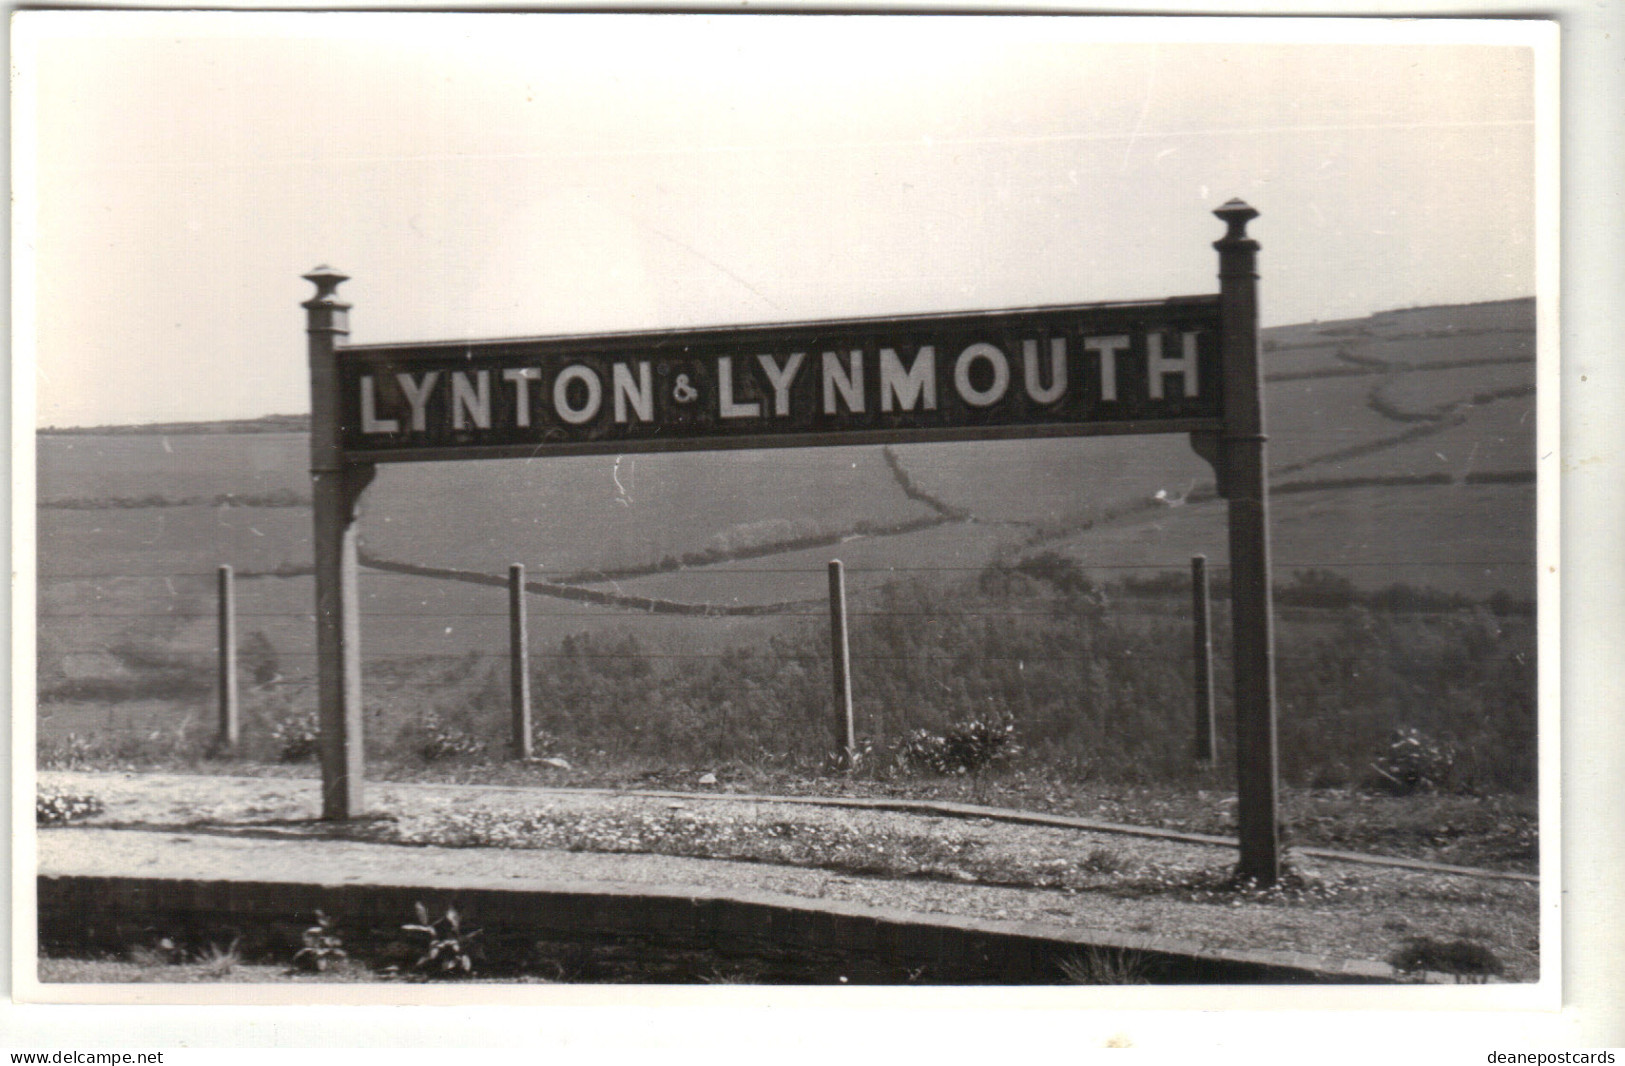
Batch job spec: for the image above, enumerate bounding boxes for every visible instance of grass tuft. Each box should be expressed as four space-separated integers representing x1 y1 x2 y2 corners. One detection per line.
1057 948 1152 985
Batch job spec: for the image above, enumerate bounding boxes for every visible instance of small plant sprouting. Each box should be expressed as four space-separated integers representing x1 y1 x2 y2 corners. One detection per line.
292 910 348 973
195 938 242 978
403 902 480 978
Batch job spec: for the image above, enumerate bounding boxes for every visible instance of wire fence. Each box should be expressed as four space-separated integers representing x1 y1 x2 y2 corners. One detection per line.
36 553 1537 793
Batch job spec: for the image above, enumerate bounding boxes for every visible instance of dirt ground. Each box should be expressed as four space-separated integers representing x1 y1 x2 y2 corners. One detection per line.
35 770 1541 982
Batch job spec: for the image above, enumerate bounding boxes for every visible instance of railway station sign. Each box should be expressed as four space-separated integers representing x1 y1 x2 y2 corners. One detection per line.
303 199 1283 885
337 296 1222 462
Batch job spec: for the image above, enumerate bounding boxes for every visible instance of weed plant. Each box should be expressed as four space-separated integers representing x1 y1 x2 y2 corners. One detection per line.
36 789 104 825
402 903 480 977
291 911 348 973
194 939 242 978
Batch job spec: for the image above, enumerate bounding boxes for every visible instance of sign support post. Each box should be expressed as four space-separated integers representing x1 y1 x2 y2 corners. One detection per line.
1212 200 1281 884
306 266 373 820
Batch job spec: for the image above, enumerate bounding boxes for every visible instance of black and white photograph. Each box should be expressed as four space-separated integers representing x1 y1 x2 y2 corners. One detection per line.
12 10 1575 1020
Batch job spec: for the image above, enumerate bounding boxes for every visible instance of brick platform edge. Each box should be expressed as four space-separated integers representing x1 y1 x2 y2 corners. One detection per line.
39 874 1403 985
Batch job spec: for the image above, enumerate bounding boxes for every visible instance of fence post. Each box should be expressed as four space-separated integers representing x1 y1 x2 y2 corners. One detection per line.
217 564 239 751
828 560 856 769
510 563 533 760
1191 555 1216 763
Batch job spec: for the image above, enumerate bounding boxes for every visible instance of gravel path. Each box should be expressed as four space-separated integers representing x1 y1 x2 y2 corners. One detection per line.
35 771 1541 980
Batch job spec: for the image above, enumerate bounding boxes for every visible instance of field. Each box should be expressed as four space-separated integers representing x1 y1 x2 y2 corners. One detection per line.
35 298 1538 796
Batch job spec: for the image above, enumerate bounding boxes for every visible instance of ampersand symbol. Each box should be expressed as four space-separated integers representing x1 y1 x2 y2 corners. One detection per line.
672 374 698 404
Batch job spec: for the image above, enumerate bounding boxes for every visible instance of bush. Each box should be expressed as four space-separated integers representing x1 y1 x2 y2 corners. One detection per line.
37 789 104 825
268 706 321 763
1278 569 1360 610
896 717 1017 777
413 711 488 763
241 631 282 687
1364 726 1457 795
1388 936 1503 982
1012 552 1097 598
1277 607 1534 794
895 729 951 775
1366 583 1472 614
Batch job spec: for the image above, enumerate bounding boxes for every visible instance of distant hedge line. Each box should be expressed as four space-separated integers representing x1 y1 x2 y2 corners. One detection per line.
41 490 309 510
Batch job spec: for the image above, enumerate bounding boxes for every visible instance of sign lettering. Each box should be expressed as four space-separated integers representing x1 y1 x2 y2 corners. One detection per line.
338 296 1221 462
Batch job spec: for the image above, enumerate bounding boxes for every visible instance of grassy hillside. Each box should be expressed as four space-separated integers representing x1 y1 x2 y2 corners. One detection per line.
35 298 1539 790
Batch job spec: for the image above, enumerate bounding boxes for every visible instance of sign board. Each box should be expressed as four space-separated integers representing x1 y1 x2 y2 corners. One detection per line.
338 296 1222 462
304 200 1280 885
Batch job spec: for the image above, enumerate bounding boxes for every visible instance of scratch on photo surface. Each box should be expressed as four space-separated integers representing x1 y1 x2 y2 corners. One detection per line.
612 455 633 506
1120 47 1158 171
645 224 781 311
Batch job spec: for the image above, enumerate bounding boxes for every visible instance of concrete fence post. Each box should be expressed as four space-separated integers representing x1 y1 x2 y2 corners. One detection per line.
828 560 857 769
1191 554 1216 763
510 563 533 760
217 564 239 751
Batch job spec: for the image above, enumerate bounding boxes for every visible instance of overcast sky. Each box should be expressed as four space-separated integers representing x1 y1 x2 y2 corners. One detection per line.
16 14 1542 427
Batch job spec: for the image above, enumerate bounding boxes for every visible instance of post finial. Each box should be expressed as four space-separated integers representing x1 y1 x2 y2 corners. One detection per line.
302 265 349 305
1213 199 1260 245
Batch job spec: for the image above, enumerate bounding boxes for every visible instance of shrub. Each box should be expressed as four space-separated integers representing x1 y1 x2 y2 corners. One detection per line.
1013 552 1095 597
1278 569 1360 610
37 733 100 771
1366 583 1472 614
942 717 1018 775
1388 936 1503 983
1115 569 1188 599
241 631 282 687
896 729 951 775
37 789 104 825
1364 726 1457 795
1487 589 1536 617
896 717 1017 777
268 706 321 763
413 711 488 763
